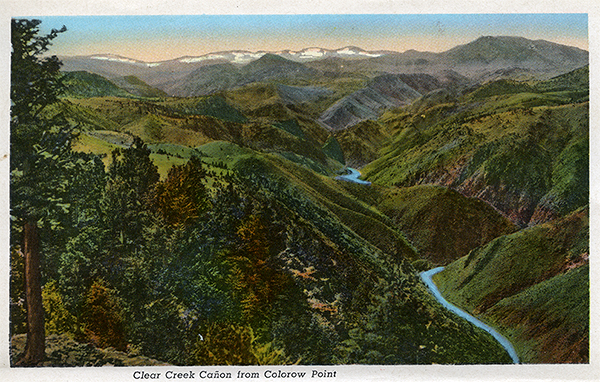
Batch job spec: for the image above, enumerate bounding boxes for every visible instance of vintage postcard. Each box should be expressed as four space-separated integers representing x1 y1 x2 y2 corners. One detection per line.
1 0 598 381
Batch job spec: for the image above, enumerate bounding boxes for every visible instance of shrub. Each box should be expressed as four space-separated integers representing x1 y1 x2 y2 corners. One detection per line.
190 323 257 365
190 322 290 365
42 279 78 336
81 279 127 351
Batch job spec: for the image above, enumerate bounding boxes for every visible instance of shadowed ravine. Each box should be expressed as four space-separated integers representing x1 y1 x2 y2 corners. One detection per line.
420 267 520 364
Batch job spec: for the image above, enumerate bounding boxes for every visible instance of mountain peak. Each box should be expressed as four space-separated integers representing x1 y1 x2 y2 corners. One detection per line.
247 53 303 68
443 35 588 68
256 53 290 62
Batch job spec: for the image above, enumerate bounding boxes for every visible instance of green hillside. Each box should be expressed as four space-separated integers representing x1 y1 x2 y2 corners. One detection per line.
376 185 517 265
61 71 133 98
64 92 337 168
465 79 534 100
111 75 169 98
434 207 588 363
273 119 305 139
155 96 248 123
484 264 588 363
322 136 345 164
363 69 589 227
42 99 122 131
334 120 393 167
534 65 589 97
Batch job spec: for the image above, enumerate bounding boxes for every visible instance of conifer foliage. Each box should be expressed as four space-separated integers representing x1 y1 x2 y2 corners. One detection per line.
10 18 67 366
155 156 209 226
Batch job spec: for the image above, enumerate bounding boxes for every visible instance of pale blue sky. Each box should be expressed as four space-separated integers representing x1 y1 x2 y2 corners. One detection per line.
30 14 588 62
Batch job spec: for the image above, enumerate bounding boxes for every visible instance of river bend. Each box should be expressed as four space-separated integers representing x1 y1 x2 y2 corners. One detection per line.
335 168 371 185
420 267 520 364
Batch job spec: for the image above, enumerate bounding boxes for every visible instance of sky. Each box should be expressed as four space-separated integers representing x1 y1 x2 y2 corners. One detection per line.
29 14 589 63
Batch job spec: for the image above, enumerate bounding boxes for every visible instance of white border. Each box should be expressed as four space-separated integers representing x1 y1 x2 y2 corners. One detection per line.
1 1 599 381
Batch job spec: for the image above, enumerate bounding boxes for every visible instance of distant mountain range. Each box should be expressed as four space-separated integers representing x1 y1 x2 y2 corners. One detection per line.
60 36 587 78
63 45 392 67
59 36 588 130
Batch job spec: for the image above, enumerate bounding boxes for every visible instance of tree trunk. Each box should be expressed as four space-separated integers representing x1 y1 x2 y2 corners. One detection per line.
16 221 45 366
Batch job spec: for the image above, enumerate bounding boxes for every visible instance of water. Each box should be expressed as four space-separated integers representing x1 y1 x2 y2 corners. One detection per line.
420 267 520 364
335 168 371 185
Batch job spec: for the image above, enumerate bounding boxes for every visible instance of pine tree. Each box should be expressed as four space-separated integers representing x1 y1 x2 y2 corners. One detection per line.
102 136 159 276
10 19 67 366
155 156 209 226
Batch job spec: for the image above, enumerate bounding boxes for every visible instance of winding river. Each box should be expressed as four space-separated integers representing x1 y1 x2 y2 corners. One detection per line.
335 168 519 364
420 267 520 364
335 168 371 185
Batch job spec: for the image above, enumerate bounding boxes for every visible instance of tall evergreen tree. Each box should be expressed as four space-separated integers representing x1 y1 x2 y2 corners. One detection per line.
102 136 159 276
10 19 67 366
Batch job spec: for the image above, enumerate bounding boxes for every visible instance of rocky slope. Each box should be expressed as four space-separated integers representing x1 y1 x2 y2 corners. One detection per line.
11 334 169 366
318 74 446 131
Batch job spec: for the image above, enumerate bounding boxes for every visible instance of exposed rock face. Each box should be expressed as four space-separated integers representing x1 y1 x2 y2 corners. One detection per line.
277 84 333 105
318 74 433 131
456 174 538 228
318 87 402 131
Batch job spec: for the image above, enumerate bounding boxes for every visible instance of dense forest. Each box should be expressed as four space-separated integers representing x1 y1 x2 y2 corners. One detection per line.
10 19 588 366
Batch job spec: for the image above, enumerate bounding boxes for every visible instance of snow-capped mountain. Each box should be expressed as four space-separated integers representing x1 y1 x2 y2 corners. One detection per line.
277 46 387 62
170 46 388 65
58 46 392 88
88 54 162 67
58 37 588 100
80 46 390 68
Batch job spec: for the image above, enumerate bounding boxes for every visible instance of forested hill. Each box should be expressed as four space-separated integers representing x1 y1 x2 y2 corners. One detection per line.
11 137 513 365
